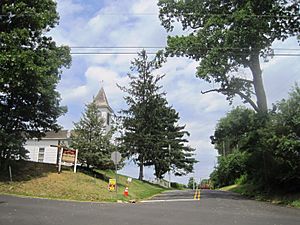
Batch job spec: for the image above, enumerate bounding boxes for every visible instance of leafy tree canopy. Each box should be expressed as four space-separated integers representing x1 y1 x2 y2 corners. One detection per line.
158 0 300 113
187 177 197 189
0 0 71 168
210 84 300 191
211 106 256 156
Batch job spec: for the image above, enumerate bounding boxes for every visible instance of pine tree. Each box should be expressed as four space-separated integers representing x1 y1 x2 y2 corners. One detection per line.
71 102 114 169
118 50 165 180
151 99 197 179
119 50 196 180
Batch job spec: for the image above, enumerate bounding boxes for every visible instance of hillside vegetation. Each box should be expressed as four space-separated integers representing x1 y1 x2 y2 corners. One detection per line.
219 184 300 208
0 161 165 202
210 85 300 194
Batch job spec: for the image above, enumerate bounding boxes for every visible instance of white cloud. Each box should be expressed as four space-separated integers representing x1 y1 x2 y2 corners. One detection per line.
132 0 158 14
60 65 129 112
62 85 89 103
57 0 84 17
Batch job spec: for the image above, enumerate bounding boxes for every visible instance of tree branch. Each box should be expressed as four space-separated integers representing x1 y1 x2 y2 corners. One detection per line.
201 88 225 94
236 91 259 112
201 88 259 112
234 78 254 84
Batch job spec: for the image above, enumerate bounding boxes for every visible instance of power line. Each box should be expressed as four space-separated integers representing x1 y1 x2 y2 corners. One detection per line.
71 13 298 19
0 13 298 18
71 52 159 55
69 46 300 55
2 46 298 52
272 53 300 56
69 46 300 51
70 46 164 49
70 52 300 56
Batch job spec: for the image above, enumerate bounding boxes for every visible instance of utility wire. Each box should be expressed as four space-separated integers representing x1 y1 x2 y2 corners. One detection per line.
70 46 300 51
0 13 298 18
2 46 298 52
69 47 300 55
70 52 300 56
67 13 299 19
70 46 164 49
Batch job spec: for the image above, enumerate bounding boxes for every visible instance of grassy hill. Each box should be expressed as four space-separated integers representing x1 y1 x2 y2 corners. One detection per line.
219 184 300 208
0 161 166 202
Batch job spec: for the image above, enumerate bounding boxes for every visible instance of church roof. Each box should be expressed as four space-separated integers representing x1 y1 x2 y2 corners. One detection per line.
93 87 113 113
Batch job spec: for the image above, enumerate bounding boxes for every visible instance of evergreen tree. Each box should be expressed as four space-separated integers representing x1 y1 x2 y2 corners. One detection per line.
119 50 166 180
71 102 114 169
152 101 197 179
0 1 71 169
119 50 196 180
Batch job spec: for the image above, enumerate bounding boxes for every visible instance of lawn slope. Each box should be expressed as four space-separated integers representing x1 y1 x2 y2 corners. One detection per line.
0 161 165 202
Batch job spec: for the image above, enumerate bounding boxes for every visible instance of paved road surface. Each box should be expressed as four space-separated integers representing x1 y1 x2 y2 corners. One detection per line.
1 190 299 225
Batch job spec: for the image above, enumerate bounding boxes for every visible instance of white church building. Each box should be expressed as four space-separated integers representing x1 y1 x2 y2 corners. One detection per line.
24 87 114 164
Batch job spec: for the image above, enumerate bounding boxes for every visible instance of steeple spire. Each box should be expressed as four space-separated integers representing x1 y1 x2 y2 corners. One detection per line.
94 86 113 113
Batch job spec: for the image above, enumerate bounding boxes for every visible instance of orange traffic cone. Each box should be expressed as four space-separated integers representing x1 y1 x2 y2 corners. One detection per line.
124 187 129 197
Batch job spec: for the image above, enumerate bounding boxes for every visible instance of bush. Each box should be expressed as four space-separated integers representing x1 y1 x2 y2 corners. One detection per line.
235 174 248 185
171 182 186 189
210 151 249 188
210 84 300 192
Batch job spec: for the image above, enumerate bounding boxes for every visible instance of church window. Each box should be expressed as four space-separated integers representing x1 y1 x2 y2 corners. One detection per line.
107 113 110 125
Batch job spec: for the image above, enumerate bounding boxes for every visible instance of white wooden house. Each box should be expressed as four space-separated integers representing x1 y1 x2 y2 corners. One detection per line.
24 86 114 164
25 130 71 164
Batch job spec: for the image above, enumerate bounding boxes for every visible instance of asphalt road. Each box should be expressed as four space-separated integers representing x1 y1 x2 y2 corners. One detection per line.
1 190 299 225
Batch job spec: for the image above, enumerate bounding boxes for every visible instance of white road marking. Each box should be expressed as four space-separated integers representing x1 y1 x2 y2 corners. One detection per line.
140 199 198 203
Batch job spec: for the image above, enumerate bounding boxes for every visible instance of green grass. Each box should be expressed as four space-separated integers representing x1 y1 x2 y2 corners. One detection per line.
95 169 167 201
0 161 166 202
219 184 300 208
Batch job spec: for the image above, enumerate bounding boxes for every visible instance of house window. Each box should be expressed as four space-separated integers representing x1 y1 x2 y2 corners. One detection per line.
38 147 45 162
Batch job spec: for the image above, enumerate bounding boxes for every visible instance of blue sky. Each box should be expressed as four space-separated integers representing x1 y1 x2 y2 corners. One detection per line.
51 0 300 185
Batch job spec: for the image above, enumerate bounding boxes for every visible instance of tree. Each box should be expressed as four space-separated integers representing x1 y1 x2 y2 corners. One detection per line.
210 85 300 191
118 50 166 180
158 0 300 113
265 84 300 190
187 177 197 189
210 106 256 156
71 102 114 169
151 102 197 179
0 1 71 169
119 50 196 180
210 151 249 188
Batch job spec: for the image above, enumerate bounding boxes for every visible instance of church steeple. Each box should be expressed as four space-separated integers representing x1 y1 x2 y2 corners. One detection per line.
94 86 113 113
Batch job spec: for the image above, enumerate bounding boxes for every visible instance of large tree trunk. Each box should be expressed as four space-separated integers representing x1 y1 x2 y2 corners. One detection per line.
138 155 144 180
249 54 268 113
138 164 144 180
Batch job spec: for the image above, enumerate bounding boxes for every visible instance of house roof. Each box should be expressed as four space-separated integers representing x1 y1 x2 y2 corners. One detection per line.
43 130 70 139
94 87 113 113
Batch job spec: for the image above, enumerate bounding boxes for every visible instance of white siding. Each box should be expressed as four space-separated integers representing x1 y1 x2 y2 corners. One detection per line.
26 140 39 162
25 139 67 164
